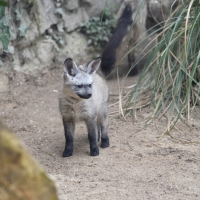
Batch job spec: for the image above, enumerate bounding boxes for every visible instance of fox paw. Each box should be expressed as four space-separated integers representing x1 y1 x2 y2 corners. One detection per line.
62 148 73 157
101 137 109 148
90 147 99 156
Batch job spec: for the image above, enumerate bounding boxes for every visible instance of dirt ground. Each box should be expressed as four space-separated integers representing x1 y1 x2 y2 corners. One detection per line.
1 68 200 200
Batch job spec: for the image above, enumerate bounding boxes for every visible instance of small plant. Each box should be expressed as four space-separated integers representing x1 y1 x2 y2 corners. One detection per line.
0 0 10 50
79 6 116 48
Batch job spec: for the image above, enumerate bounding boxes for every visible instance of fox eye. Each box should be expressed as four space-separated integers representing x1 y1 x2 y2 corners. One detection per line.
77 84 83 88
88 84 92 87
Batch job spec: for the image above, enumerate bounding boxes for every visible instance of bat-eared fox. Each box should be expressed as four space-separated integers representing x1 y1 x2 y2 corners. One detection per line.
59 57 109 157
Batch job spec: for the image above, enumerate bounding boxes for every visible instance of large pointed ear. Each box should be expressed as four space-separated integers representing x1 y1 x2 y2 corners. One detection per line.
87 57 101 75
64 58 79 77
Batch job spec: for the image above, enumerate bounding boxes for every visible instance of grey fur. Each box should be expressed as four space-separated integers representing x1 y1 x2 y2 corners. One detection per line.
59 57 109 157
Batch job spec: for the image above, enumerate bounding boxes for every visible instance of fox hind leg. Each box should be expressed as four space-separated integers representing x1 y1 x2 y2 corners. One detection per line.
97 124 101 142
99 113 109 148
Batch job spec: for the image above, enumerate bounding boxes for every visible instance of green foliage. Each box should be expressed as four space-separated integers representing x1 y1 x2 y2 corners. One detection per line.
124 0 200 133
0 1 10 50
14 7 29 38
15 8 22 21
0 0 7 7
80 7 116 48
52 34 64 46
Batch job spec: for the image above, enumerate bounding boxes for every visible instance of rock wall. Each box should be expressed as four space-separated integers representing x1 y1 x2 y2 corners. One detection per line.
0 0 178 89
1 0 122 76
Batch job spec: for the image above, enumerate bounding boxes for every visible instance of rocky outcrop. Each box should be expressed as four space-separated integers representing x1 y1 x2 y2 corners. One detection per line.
0 0 177 79
81 0 122 17
0 0 122 77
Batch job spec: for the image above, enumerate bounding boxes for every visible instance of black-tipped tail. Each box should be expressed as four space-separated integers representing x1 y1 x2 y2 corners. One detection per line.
101 4 132 76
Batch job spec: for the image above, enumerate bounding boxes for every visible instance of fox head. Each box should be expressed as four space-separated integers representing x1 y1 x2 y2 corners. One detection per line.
63 57 101 99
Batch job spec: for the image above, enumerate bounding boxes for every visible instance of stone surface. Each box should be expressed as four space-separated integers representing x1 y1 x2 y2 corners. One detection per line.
11 0 58 49
62 7 89 32
14 38 57 75
35 38 56 65
65 0 79 11
18 8 38 41
148 0 178 23
36 0 59 34
83 0 123 17
0 121 58 200
56 32 92 65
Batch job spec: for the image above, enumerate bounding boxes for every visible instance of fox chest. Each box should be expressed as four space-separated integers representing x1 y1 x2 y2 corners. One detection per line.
62 101 92 120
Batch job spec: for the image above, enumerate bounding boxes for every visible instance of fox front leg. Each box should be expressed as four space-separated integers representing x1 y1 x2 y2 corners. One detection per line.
86 118 99 156
100 119 109 148
62 118 75 157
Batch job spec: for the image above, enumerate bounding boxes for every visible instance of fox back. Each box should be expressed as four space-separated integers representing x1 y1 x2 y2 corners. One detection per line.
59 57 109 157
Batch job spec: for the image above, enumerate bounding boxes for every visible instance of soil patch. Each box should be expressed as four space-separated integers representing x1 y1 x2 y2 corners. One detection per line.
1 68 200 200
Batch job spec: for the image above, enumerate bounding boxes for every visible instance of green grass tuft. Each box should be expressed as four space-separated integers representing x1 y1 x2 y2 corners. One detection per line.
122 0 200 132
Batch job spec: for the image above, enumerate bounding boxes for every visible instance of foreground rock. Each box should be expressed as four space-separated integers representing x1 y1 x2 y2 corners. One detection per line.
0 121 58 200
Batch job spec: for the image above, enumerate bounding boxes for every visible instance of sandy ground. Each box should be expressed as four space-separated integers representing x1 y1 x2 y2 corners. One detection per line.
1 68 200 200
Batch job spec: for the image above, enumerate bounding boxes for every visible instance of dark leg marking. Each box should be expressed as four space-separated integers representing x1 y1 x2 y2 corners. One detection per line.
86 119 99 156
62 118 75 157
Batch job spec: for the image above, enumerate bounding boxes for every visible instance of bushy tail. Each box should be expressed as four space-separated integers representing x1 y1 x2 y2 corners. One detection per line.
101 4 132 76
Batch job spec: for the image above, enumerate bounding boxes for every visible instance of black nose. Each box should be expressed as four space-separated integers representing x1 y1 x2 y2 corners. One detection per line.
86 94 92 98
79 93 92 99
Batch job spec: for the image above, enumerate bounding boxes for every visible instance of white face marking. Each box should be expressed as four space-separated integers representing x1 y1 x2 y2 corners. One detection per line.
63 57 102 99
64 65 94 99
